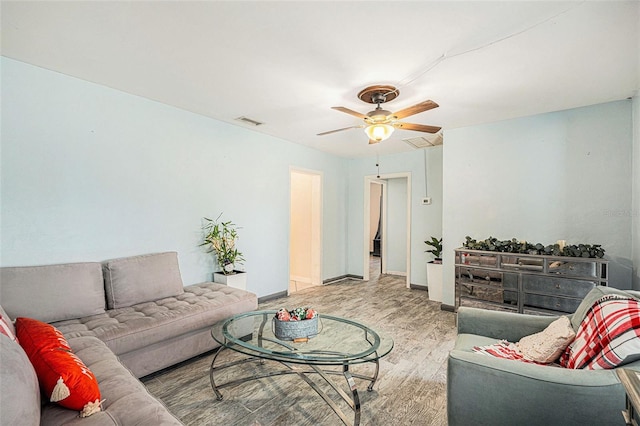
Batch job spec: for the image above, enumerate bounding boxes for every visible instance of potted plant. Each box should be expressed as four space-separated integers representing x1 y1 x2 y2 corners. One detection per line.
425 236 443 264
273 307 318 342
201 214 247 289
425 237 443 302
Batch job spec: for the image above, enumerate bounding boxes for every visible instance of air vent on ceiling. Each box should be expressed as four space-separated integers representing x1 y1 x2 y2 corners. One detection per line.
403 133 443 149
234 116 264 126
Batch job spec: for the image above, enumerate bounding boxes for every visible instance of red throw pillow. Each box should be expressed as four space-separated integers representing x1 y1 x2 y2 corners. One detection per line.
15 317 101 414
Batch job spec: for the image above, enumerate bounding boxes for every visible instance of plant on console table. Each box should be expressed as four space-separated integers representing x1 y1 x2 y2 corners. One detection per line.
425 237 443 303
200 214 247 289
462 236 605 258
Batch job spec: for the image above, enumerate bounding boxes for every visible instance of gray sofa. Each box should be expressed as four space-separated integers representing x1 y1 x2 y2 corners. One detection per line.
0 252 258 425
448 285 640 426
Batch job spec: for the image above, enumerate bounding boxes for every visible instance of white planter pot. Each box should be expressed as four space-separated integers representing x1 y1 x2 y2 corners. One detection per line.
213 271 247 290
426 262 443 302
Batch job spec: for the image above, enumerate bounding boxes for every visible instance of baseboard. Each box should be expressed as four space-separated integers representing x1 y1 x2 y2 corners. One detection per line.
386 270 407 277
290 275 311 284
410 284 428 291
323 274 363 284
258 291 288 304
440 304 455 312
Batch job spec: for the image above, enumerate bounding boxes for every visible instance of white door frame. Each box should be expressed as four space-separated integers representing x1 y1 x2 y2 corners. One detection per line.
289 167 323 294
363 172 411 288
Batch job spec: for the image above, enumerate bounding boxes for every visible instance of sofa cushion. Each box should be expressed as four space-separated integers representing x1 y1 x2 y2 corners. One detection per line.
0 334 40 426
15 317 101 413
0 262 105 323
54 283 257 357
516 316 575 363
103 252 184 309
561 294 640 369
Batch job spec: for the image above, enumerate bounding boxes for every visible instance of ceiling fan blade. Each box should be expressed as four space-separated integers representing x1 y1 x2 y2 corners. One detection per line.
332 106 367 119
317 125 364 136
368 139 379 145
392 100 439 120
394 122 442 133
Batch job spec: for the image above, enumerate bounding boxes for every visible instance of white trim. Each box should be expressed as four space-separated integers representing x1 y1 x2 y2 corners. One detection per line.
386 270 407 277
363 172 411 288
290 275 312 284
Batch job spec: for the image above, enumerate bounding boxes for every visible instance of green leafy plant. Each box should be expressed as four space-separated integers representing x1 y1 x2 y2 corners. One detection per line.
200 214 245 275
425 236 443 263
462 236 605 258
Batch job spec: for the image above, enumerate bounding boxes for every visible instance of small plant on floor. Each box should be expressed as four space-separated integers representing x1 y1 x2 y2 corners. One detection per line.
200 213 245 275
425 237 443 264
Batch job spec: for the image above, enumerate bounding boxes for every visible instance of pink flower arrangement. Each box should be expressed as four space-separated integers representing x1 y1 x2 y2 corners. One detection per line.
275 307 317 321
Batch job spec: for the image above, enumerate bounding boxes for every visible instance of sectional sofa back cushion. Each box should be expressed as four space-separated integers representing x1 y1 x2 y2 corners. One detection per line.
0 333 40 426
103 252 184 309
0 263 105 323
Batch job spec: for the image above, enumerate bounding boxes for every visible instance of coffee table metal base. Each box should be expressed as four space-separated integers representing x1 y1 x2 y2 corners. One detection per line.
209 346 380 426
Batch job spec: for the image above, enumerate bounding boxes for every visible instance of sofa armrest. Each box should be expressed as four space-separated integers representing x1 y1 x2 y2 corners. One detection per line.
450 348 640 386
447 350 639 425
457 307 559 342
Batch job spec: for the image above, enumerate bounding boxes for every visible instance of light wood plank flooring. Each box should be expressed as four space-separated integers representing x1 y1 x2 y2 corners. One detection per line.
142 259 457 425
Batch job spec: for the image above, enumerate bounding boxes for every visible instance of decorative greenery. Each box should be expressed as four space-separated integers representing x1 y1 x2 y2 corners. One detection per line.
425 236 443 261
462 236 605 258
275 307 317 321
200 213 245 275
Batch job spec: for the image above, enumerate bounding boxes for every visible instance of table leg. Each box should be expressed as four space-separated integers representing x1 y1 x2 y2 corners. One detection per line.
209 346 226 401
367 357 380 391
343 369 361 426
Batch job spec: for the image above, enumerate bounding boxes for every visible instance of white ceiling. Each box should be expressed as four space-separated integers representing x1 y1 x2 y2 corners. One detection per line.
2 1 638 158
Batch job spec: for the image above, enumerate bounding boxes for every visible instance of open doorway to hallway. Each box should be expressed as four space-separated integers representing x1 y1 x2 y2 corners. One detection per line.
289 169 322 294
369 181 383 277
363 173 411 288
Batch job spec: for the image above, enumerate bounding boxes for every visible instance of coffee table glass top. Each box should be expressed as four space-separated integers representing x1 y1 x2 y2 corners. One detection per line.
211 310 394 365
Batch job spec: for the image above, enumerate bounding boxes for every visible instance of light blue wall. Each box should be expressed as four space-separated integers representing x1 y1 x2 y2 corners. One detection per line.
385 178 408 274
347 147 444 285
633 95 640 290
4 56 632 301
0 57 349 297
443 100 634 305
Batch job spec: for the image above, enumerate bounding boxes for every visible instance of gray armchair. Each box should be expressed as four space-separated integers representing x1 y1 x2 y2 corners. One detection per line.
447 286 640 426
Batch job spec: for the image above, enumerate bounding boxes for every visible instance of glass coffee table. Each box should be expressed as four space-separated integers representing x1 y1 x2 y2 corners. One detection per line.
210 310 394 426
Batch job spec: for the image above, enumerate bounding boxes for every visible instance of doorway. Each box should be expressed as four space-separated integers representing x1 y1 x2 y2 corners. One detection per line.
369 181 384 279
289 169 322 294
363 173 411 287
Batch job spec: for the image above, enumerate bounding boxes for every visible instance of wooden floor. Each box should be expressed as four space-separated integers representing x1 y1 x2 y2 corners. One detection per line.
142 258 457 425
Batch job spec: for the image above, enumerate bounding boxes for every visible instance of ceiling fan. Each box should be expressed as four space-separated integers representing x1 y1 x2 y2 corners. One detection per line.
318 85 441 144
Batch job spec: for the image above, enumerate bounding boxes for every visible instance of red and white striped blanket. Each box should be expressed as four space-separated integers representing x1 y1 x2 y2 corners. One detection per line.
472 340 546 365
560 295 640 369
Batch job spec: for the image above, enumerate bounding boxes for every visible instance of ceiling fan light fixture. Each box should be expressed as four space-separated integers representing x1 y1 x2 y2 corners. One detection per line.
365 123 394 142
